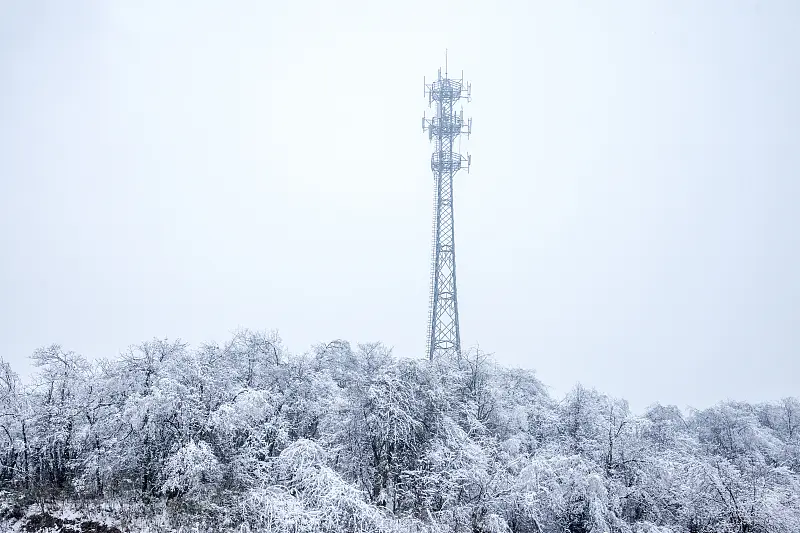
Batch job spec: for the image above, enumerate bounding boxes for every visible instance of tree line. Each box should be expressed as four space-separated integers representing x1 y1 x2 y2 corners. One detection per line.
0 329 798 532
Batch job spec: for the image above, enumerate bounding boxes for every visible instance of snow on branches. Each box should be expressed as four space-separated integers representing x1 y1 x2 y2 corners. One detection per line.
0 333 798 533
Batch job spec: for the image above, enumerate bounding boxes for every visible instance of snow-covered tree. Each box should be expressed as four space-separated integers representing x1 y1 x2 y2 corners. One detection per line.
0 332 797 533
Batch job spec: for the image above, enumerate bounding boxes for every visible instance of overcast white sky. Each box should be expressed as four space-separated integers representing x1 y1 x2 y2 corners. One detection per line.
1 1 798 413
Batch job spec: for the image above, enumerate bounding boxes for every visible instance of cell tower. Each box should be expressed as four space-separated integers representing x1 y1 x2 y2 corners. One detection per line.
422 56 472 361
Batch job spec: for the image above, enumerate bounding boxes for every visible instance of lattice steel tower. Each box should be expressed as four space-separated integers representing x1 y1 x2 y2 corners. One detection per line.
422 58 472 361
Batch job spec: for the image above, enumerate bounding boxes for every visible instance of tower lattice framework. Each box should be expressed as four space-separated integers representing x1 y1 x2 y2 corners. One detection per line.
422 60 472 361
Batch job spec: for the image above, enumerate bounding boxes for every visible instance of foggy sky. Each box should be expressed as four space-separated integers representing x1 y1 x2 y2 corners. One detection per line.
1 1 798 413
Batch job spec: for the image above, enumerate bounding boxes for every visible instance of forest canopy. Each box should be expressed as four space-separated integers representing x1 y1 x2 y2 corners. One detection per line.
0 330 798 532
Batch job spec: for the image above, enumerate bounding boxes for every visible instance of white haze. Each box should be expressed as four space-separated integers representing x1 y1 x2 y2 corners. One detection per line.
1 1 799 413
